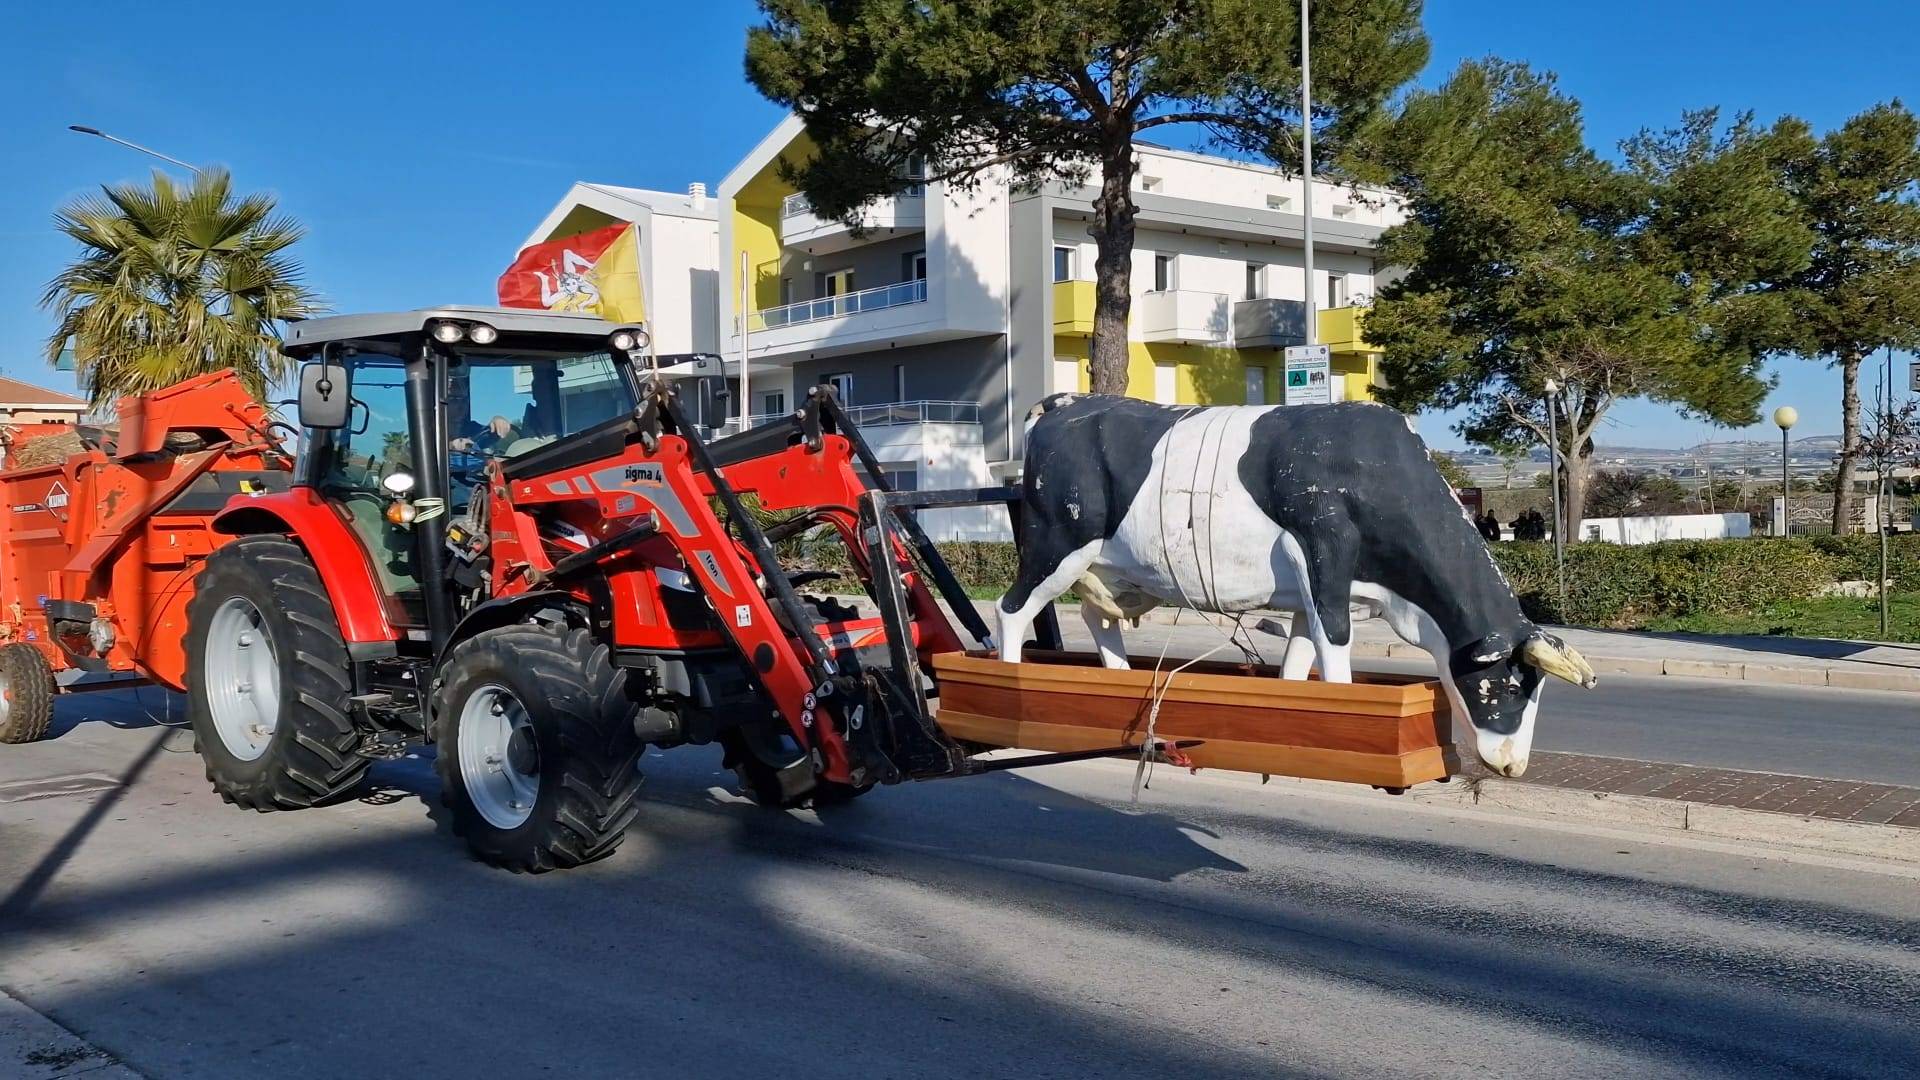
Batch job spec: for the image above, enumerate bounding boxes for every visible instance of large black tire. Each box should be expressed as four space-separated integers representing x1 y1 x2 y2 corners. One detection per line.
0 643 55 744
185 536 369 809
432 626 644 872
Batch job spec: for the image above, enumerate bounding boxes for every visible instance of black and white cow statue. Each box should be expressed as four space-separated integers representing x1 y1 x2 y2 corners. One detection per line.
997 393 1597 778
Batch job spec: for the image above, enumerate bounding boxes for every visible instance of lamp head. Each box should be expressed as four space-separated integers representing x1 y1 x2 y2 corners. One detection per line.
1773 406 1798 431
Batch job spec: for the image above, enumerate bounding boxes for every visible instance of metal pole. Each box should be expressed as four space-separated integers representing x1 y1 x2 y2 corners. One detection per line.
1545 385 1566 619
67 125 200 171
1881 346 1892 637
738 249 751 432
1781 427 1790 537
1299 0 1316 349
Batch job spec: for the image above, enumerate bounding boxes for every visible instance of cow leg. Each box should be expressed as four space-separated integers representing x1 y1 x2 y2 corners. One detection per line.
1081 603 1131 670
1278 528 1358 684
997 539 1102 663
1279 613 1317 679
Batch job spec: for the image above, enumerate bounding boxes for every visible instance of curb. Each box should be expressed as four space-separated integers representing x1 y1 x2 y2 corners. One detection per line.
870 597 1920 694
0 988 140 1079
1172 766 1920 865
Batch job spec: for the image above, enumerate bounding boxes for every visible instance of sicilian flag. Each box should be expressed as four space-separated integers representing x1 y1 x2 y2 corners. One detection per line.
497 222 646 323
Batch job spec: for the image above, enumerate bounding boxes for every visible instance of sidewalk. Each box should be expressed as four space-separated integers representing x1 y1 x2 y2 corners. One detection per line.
877 596 1920 693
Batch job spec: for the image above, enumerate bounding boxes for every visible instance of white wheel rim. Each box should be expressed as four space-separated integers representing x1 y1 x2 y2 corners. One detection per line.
457 684 539 829
203 597 281 761
0 663 13 728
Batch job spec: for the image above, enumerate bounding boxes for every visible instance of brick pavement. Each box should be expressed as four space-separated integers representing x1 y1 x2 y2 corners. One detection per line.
1492 751 1920 828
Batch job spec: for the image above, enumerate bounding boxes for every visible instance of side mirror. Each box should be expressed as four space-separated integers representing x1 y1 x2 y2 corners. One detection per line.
298 348 350 430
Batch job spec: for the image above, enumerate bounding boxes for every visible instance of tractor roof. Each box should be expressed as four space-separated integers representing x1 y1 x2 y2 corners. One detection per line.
281 306 641 354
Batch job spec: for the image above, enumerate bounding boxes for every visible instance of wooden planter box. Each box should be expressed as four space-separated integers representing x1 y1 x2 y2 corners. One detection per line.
930 650 1456 789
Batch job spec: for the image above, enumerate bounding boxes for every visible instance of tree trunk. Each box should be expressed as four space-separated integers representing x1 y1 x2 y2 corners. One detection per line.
1087 140 1138 395
1830 350 1863 534
1562 445 1591 543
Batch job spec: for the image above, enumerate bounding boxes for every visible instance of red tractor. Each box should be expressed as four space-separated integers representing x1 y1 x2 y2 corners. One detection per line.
170 306 1023 871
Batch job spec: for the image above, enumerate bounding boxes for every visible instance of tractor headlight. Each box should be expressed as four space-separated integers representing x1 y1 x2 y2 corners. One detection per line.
430 321 466 344
382 470 416 496
467 322 499 345
610 327 649 352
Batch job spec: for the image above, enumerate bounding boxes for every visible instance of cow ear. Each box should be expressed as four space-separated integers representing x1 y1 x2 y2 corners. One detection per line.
1448 632 1515 672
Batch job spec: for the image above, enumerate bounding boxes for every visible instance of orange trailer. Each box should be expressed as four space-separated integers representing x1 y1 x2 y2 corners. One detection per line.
0 370 293 742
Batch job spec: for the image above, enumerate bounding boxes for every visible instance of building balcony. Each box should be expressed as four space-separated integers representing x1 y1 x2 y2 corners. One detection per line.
780 189 926 254
1232 297 1308 349
1319 305 1375 353
1138 289 1230 345
747 278 928 333
709 399 981 438
1053 279 1095 335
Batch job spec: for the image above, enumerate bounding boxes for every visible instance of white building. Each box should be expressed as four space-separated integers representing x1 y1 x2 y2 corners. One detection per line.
516 117 1406 539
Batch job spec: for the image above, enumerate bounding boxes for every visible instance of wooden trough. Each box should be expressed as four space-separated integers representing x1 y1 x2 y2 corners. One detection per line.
931 650 1458 789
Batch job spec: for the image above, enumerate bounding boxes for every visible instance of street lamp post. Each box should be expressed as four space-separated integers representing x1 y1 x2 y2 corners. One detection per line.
1544 378 1567 619
1773 405 1798 537
1299 0 1316 349
67 125 200 172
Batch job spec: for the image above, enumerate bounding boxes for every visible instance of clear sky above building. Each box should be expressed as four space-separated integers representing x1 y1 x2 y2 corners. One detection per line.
1 0 1913 448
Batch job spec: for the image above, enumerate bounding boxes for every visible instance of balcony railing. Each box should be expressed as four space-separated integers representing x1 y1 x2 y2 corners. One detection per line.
747 278 928 332
719 399 981 435
781 192 812 218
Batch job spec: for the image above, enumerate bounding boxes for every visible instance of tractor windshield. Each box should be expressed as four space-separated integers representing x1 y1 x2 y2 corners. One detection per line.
445 348 632 504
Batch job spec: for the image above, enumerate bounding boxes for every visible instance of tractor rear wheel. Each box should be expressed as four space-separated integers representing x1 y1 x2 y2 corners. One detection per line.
185 536 369 809
433 626 644 872
0 643 55 744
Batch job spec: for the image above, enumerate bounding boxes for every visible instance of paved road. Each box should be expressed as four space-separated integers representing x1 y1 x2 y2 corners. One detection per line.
3 696 1917 1079
1054 620 1920 786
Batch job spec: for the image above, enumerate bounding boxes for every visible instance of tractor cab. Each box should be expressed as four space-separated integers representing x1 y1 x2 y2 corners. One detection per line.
282 306 695 645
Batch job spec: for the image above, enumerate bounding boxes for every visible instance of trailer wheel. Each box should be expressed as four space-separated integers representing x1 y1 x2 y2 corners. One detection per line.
186 536 369 809
433 626 643 872
0 643 55 744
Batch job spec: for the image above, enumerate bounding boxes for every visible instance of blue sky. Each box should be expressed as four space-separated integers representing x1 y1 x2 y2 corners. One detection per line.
2 0 1914 449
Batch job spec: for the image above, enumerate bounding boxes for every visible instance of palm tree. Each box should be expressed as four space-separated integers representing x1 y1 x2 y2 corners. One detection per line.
41 168 322 408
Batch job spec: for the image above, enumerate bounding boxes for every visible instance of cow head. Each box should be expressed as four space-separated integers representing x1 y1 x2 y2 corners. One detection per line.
1446 629 1597 777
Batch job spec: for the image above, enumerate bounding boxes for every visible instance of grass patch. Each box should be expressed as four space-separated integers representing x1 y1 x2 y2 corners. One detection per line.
1642 592 1920 643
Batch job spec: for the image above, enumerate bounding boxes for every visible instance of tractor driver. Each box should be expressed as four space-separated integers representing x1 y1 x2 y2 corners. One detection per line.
450 415 520 456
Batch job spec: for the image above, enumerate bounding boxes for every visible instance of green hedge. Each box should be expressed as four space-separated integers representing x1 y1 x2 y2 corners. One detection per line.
802 530 1920 630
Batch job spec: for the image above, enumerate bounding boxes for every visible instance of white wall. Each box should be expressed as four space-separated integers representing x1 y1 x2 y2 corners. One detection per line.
1122 147 1407 228
931 173 1010 334
646 212 720 355
1581 513 1753 545
863 419 1007 540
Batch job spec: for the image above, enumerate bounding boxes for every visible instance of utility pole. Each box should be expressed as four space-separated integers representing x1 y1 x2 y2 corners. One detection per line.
1299 0 1316 349
738 250 752 432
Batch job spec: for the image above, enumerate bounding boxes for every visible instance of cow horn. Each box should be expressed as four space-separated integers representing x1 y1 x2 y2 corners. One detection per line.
1523 635 1598 689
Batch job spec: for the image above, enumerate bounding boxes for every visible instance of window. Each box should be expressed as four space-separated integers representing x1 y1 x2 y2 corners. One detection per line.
1326 272 1348 310
779 277 793 305
818 269 854 298
894 364 907 402
1244 366 1267 405
903 250 927 281
761 391 786 416
825 371 854 403
1153 253 1176 292
1053 245 1075 283
1141 175 1163 193
1245 262 1264 300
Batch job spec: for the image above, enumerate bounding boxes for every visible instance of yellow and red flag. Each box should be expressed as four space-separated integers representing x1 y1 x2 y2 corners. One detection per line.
497 222 646 323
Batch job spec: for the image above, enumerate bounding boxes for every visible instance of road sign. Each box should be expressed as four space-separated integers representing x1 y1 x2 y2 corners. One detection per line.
1283 345 1332 405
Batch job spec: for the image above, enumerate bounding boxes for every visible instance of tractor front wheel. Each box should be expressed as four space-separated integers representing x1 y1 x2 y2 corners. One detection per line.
0 643 55 744
186 536 369 809
433 626 644 872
